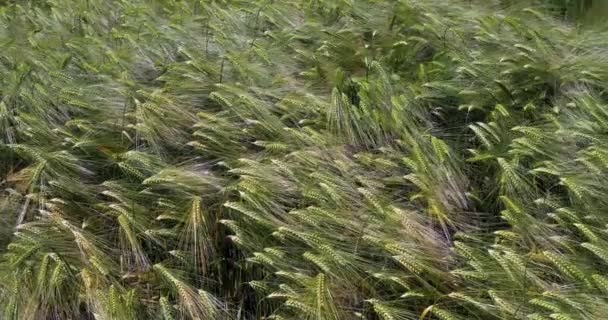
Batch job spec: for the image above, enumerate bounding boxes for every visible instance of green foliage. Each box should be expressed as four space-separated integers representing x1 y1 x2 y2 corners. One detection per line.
1 0 608 319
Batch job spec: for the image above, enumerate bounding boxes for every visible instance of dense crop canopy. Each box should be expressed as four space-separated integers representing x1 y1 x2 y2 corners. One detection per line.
1 0 608 319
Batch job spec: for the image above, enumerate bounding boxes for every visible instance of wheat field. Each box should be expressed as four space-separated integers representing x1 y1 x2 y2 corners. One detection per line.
1 0 608 319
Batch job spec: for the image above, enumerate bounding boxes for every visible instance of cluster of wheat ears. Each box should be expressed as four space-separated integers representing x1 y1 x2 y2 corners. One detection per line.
1 0 608 319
